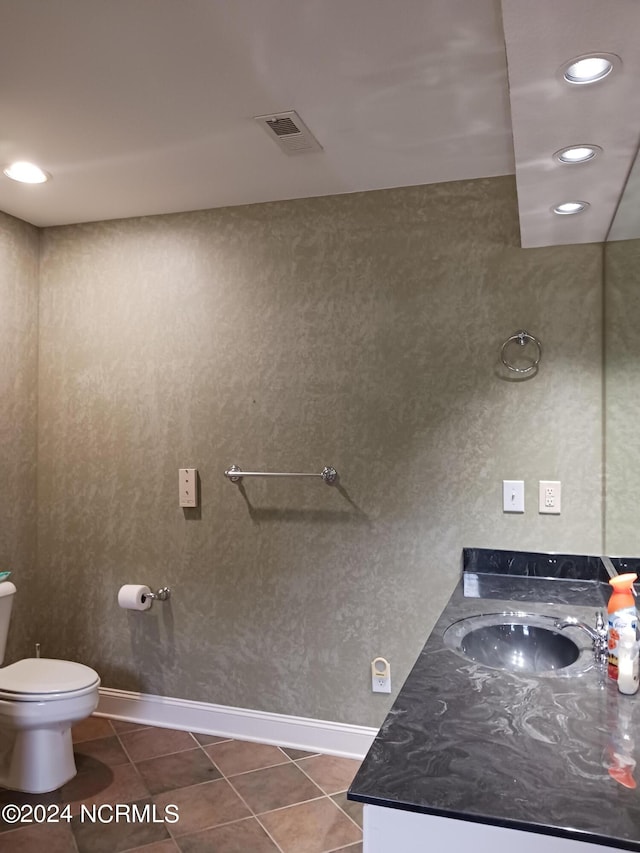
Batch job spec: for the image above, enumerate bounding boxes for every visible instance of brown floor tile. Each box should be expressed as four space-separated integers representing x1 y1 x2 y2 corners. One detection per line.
204 740 289 777
190 732 231 746
127 842 179 853
61 759 149 814
71 796 171 853
110 720 151 734
280 747 320 760
136 748 222 795
331 792 363 828
0 786 63 833
0 822 76 852
72 715 114 743
176 816 279 852
126 842 179 853
296 755 361 794
120 728 197 762
75 734 130 767
154 779 250 837
230 762 323 814
259 797 361 853
0 719 364 853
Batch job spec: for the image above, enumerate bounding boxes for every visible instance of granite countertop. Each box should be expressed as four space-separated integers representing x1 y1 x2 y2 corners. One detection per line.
348 549 640 851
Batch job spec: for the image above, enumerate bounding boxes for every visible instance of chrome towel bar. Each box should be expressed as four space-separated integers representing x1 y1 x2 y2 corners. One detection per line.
224 465 338 485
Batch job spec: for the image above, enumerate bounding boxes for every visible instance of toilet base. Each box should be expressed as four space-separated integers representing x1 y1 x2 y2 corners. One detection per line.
0 686 99 793
4 726 77 794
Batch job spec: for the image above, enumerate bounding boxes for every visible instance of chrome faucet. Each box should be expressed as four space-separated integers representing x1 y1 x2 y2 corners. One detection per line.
554 612 608 662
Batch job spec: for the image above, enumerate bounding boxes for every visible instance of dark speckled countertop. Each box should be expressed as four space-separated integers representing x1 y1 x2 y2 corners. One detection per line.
348 548 640 851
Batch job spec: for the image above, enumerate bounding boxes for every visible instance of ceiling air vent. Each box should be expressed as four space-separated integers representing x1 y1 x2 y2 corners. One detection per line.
254 110 323 155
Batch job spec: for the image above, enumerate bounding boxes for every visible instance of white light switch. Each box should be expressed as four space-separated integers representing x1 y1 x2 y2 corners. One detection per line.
179 468 198 508
539 480 561 514
503 480 525 513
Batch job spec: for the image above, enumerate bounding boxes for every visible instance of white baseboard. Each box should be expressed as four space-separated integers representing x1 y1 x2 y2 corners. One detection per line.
95 688 377 760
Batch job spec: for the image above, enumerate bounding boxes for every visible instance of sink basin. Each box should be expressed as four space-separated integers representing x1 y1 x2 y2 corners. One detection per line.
443 613 583 674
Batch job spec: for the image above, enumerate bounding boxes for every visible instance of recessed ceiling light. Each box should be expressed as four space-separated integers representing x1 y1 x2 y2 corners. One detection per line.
3 161 50 184
553 201 590 215
554 145 602 164
562 53 618 85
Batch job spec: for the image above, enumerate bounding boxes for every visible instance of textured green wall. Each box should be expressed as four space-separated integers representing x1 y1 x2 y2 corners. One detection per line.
0 212 39 660
7 176 604 727
604 238 640 555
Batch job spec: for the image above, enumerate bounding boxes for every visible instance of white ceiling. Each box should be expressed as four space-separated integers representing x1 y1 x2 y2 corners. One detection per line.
1 0 639 247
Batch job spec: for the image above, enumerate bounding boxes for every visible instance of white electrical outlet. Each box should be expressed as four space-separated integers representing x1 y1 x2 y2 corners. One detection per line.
371 657 391 693
539 480 561 514
179 468 198 508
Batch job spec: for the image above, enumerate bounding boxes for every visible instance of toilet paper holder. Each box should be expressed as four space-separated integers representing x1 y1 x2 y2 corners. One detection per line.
143 587 171 604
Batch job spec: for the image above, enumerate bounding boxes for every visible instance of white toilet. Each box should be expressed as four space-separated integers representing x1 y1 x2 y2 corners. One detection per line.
0 582 100 793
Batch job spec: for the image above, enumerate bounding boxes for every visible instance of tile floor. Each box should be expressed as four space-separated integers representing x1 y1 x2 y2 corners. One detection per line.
0 716 363 853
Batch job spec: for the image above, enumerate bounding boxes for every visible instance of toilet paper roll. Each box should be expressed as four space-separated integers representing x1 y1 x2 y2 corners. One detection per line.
118 584 152 611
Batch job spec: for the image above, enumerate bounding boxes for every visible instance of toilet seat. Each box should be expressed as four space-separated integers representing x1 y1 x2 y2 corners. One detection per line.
0 658 100 702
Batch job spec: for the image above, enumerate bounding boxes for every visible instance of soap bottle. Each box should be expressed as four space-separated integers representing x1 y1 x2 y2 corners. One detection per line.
617 630 639 695
608 573 638 680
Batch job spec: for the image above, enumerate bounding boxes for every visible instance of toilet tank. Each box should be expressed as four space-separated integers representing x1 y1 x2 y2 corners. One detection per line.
0 583 16 665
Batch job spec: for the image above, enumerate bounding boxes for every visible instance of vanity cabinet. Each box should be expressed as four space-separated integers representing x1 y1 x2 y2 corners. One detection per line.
364 807 613 853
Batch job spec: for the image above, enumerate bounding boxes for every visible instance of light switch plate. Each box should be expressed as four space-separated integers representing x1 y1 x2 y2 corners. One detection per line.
503 480 525 513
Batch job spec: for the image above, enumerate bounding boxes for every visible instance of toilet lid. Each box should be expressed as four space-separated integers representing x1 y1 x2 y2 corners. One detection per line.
0 658 99 695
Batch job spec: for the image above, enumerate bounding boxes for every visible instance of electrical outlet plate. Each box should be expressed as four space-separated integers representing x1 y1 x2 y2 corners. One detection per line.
371 657 391 693
539 480 561 514
179 468 198 508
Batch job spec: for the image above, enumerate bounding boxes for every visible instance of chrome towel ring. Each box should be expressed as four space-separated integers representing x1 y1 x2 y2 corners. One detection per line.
500 330 542 374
